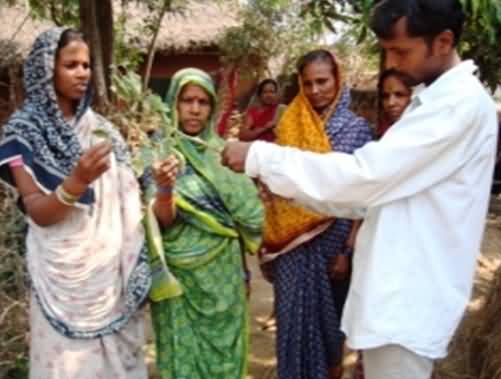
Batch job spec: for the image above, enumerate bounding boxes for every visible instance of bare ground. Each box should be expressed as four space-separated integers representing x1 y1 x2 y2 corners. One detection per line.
144 214 501 379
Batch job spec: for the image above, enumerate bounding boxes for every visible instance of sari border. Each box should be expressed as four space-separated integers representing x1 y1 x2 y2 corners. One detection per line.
33 246 151 339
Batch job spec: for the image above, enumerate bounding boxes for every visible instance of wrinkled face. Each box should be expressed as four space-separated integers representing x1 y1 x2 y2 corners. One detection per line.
379 17 454 86
54 40 91 101
382 76 412 124
260 83 278 106
301 60 337 112
177 83 212 136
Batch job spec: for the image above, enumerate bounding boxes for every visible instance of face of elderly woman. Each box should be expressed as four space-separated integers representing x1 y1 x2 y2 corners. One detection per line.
177 83 212 136
301 60 337 113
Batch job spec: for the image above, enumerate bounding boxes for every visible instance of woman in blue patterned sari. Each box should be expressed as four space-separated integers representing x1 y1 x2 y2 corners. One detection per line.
259 50 373 379
0 28 150 379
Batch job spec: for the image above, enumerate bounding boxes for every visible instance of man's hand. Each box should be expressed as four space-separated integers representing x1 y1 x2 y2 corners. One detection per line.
221 141 253 173
329 254 350 281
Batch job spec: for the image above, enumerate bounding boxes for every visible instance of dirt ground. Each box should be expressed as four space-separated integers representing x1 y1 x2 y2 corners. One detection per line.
144 214 501 379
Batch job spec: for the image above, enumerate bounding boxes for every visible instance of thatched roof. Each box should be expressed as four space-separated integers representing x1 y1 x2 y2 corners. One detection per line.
0 1 240 68
0 5 54 67
122 1 240 54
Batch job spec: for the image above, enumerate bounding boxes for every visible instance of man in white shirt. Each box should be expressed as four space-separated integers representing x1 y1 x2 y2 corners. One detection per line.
221 0 499 378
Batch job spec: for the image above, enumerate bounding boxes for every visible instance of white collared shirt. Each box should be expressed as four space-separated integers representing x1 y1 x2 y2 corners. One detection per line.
245 60 498 358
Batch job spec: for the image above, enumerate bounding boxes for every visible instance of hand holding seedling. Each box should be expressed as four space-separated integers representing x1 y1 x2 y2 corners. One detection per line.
72 141 113 187
152 155 179 189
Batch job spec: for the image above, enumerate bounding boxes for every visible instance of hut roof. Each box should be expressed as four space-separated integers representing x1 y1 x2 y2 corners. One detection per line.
123 1 240 54
0 5 53 67
0 1 240 68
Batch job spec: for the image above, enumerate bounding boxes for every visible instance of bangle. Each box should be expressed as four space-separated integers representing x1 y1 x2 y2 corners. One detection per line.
343 246 354 255
155 195 173 205
243 270 251 282
55 185 79 206
157 185 173 195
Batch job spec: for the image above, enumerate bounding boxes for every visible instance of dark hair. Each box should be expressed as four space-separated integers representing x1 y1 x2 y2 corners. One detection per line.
257 79 278 97
377 69 413 95
370 0 465 46
296 49 337 75
57 29 86 55
377 69 413 131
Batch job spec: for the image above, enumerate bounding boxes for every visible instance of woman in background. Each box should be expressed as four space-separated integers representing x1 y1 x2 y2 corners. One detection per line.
352 68 412 379
261 49 373 379
375 68 413 138
239 78 286 142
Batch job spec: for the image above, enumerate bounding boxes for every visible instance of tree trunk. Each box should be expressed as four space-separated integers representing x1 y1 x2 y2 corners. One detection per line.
97 1 114 91
79 0 113 110
142 0 171 91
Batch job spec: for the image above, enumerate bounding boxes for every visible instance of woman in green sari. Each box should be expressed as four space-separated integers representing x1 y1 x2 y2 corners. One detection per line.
146 68 264 379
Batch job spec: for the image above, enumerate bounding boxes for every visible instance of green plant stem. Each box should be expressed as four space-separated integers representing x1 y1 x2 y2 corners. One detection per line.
174 130 223 154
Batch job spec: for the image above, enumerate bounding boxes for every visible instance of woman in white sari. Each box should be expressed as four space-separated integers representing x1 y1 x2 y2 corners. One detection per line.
0 28 150 379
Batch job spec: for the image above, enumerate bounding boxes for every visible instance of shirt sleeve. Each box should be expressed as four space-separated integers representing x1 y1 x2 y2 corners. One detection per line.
245 94 490 209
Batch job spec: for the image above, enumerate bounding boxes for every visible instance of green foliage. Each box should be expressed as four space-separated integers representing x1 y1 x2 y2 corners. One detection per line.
4 356 29 379
302 0 501 92
109 71 174 177
299 0 372 43
220 0 321 77
113 0 185 80
27 0 80 27
459 0 501 91
112 11 144 72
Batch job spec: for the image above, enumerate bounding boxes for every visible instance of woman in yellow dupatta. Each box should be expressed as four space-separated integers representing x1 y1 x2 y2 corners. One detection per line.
260 50 373 379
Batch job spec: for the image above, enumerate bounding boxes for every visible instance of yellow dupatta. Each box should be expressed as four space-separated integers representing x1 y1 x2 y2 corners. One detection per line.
262 66 344 251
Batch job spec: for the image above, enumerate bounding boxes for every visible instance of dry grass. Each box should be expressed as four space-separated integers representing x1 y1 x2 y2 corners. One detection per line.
0 186 29 378
435 256 501 379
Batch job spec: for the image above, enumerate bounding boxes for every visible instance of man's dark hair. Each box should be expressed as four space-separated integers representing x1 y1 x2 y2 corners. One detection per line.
370 0 465 46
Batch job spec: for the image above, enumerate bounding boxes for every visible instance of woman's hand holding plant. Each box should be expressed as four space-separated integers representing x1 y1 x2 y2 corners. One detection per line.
152 155 179 192
65 141 113 195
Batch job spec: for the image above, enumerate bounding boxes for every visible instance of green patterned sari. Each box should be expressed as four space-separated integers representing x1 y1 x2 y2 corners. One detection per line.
147 68 264 379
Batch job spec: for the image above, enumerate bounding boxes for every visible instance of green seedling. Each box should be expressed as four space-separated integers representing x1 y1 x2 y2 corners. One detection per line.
92 129 111 140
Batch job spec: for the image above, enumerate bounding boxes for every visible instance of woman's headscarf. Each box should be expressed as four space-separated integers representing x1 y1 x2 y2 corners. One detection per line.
262 51 345 251
165 68 220 143
166 68 262 245
0 27 127 206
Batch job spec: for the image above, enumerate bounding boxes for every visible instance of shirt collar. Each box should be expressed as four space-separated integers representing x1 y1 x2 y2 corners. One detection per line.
414 60 477 105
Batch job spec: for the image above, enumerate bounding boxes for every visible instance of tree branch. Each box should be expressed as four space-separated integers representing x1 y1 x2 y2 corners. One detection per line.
142 0 172 91
50 0 62 26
